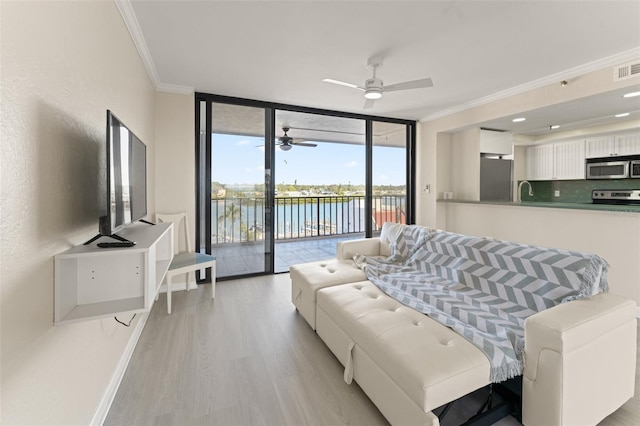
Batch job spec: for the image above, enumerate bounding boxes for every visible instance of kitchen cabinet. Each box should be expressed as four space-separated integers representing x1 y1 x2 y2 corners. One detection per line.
480 129 513 155
526 140 585 180
616 133 640 156
585 136 615 158
526 144 554 180
586 132 640 158
554 140 586 179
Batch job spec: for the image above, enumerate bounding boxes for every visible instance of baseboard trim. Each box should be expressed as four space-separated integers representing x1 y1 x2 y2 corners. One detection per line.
91 311 150 425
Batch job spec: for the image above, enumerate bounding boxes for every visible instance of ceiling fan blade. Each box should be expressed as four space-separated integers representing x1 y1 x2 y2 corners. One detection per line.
384 77 433 92
363 99 375 109
292 142 317 147
323 78 365 91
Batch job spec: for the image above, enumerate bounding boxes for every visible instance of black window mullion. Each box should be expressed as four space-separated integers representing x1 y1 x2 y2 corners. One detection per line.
265 107 275 273
365 119 373 238
194 96 213 283
407 123 416 224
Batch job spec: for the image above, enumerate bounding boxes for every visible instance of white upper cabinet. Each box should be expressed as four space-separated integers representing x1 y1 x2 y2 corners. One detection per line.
553 140 586 180
527 131 640 181
526 144 555 180
526 140 585 180
480 129 513 155
585 136 615 158
616 132 640 156
586 132 640 158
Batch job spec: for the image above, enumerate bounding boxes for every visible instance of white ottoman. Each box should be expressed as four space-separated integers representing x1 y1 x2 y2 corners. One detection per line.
290 259 367 329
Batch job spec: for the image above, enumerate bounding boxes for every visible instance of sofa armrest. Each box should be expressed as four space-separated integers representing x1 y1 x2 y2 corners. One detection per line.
523 293 637 426
336 238 381 260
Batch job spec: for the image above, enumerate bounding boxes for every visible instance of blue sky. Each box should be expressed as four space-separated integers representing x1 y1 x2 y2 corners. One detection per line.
211 134 405 186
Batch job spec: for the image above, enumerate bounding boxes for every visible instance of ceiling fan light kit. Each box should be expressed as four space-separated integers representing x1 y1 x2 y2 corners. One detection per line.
322 57 433 107
275 127 317 150
364 88 383 99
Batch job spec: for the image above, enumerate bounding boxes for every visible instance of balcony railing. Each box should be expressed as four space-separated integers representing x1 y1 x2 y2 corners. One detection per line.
212 195 405 245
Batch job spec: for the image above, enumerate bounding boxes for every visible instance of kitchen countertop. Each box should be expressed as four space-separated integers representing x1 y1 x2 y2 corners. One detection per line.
437 199 640 213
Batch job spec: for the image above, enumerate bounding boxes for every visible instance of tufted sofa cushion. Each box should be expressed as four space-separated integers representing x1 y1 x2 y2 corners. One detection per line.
316 281 491 412
290 259 367 329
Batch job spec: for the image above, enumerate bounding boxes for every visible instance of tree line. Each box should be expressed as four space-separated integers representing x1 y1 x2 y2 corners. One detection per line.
212 182 405 198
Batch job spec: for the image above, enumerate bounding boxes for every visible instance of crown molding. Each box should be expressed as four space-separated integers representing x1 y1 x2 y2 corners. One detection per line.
157 83 195 95
115 0 161 88
116 0 195 95
420 47 640 123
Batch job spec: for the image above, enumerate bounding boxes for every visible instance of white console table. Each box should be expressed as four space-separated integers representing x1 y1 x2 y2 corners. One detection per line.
54 222 173 323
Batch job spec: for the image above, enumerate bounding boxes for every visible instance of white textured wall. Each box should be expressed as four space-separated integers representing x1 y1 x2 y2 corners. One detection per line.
449 128 481 201
154 92 196 245
154 92 198 291
1 1 155 424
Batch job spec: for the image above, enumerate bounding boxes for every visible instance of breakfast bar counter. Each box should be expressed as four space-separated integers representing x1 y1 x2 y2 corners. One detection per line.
437 199 640 213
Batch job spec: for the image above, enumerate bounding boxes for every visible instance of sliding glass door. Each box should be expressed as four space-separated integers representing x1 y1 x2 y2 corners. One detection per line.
196 93 416 280
371 121 411 236
197 101 272 279
272 111 366 272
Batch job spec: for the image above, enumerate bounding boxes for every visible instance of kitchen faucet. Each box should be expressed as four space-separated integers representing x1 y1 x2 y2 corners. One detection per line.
517 180 534 202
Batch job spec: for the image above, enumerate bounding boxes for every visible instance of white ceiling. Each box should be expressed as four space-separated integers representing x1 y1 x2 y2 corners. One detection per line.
126 0 640 132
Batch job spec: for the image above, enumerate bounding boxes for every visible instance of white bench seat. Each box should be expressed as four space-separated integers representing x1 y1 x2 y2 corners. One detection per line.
316 281 490 417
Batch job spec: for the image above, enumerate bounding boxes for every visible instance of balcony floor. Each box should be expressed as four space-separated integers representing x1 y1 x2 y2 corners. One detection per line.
211 234 364 278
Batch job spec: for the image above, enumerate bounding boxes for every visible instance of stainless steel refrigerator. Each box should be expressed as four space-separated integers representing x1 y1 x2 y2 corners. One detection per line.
480 157 513 201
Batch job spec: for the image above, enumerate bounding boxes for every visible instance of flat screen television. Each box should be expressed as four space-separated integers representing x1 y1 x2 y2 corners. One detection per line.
86 110 147 244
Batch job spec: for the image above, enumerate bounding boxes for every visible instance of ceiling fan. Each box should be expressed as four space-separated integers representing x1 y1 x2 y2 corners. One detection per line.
323 57 433 109
276 127 317 151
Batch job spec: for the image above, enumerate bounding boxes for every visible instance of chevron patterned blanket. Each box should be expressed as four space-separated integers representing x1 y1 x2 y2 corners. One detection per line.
360 227 609 382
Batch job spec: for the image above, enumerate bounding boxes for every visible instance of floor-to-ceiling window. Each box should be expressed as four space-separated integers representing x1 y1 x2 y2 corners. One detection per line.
371 121 411 236
196 93 415 280
196 100 273 279
272 111 366 272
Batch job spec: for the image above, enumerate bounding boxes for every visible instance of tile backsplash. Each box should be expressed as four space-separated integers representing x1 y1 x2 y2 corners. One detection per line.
519 179 640 203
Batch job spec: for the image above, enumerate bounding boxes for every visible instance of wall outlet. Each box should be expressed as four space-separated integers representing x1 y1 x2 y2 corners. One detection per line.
554 190 560 197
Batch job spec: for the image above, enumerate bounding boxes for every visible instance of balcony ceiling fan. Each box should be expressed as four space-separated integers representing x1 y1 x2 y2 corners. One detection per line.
323 56 433 109
276 127 317 151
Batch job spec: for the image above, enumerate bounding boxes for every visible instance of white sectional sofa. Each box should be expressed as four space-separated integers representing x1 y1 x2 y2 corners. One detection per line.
290 225 637 425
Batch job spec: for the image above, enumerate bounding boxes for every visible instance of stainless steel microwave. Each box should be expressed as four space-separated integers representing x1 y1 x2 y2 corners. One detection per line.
586 160 629 179
631 160 640 178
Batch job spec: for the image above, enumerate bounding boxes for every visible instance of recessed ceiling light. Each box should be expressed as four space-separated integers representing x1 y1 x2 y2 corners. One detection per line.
550 125 560 129
623 91 640 98
615 112 630 118
512 117 526 123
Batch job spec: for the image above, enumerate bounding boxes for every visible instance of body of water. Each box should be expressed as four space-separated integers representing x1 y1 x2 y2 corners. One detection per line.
211 196 405 243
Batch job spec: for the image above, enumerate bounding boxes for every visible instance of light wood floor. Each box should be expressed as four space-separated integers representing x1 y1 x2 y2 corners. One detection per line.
106 274 639 426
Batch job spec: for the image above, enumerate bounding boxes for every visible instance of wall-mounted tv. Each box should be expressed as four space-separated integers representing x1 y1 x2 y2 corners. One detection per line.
85 110 147 245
